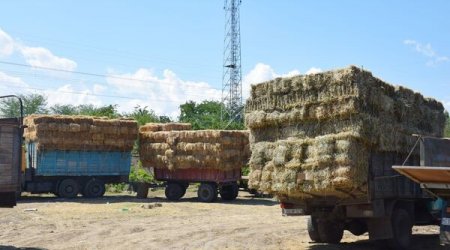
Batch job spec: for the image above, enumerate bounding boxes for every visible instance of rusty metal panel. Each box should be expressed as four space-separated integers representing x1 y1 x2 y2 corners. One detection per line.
393 166 450 184
420 137 450 167
154 168 240 183
0 118 21 193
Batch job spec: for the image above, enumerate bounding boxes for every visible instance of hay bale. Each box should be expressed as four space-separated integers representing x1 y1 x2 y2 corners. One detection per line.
245 66 446 199
24 115 138 152
139 123 191 133
139 127 249 171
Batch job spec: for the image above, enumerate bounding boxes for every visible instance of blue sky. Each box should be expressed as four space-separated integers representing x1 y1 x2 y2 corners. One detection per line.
0 1 449 117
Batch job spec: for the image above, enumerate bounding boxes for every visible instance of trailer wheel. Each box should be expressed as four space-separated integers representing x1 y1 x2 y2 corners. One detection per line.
220 182 239 200
388 208 412 249
136 183 149 199
317 219 344 244
307 216 322 242
165 182 184 201
197 183 217 202
58 179 79 198
347 219 367 236
83 179 105 198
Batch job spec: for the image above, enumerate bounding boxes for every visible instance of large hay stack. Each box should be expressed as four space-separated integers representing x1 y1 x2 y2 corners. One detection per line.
245 66 446 199
139 123 250 171
24 115 138 151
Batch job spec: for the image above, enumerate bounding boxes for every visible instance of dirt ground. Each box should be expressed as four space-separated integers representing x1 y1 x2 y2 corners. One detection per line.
0 188 444 250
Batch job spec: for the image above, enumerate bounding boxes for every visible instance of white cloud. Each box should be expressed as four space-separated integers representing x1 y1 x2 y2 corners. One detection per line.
43 84 102 107
19 46 77 71
242 63 320 99
404 40 449 66
444 101 450 112
0 71 30 97
93 84 107 94
0 29 14 57
0 71 27 87
306 67 322 75
106 68 221 117
0 28 77 71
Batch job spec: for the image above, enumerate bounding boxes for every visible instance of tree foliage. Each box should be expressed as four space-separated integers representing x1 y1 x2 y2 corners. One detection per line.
445 112 450 137
124 105 163 126
179 100 244 130
0 94 48 117
50 103 119 118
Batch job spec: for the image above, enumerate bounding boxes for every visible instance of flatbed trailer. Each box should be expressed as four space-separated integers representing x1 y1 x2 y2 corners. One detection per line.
152 168 241 202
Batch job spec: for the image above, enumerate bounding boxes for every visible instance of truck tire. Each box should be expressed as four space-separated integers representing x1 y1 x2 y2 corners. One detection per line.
317 219 344 244
197 183 217 203
307 216 322 242
136 183 149 199
220 182 239 201
58 179 79 198
83 179 105 198
165 182 185 201
388 208 412 249
347 219 367 236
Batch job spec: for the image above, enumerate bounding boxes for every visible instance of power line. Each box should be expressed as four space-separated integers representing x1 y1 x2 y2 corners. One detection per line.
0 81 220 104
0 60 222 92
0 68 218 98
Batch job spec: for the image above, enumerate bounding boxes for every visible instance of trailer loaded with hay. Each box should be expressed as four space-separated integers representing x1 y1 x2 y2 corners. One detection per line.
22 115 138 198
245 66 447 248
139 123 250 202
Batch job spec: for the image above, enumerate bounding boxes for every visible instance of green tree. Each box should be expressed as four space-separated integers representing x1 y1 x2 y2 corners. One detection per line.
50 104 120 118
0 93 48 117
126 105 160 126
50 104 78 115
445 112 450 137
179 100 244 130
77 104 119 118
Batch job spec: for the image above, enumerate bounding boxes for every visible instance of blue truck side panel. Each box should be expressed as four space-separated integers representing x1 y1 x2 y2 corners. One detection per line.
27 143 131 176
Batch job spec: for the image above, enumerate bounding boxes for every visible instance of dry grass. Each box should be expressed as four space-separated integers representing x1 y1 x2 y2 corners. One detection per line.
245 66 446 198
24 115 138 151
139 123 250 171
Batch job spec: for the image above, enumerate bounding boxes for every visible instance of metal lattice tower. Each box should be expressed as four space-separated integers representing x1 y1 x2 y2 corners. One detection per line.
222 0 242 124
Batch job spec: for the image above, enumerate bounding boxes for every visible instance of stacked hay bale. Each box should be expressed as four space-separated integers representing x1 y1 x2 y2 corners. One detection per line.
245 66 446 199
139 123 250 171
24 115 138 151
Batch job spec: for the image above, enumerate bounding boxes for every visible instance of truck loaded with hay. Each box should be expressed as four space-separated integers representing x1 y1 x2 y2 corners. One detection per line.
245 66 447 248
139 123 250 202
22 115 138 198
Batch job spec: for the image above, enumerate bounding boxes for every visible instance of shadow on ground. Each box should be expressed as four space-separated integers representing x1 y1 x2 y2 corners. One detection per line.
306 234 443 250
0 246 46 250
17 192 278 207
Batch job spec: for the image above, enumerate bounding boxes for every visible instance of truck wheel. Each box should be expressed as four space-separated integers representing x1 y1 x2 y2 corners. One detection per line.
197 183 217 202
165 182 184 201
136 183 149 199
388 208 412 249
83 179 105 198
317 219 344 244
220 183 239 201
347 219 367 236
307 216 322 242
58 179 79 198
